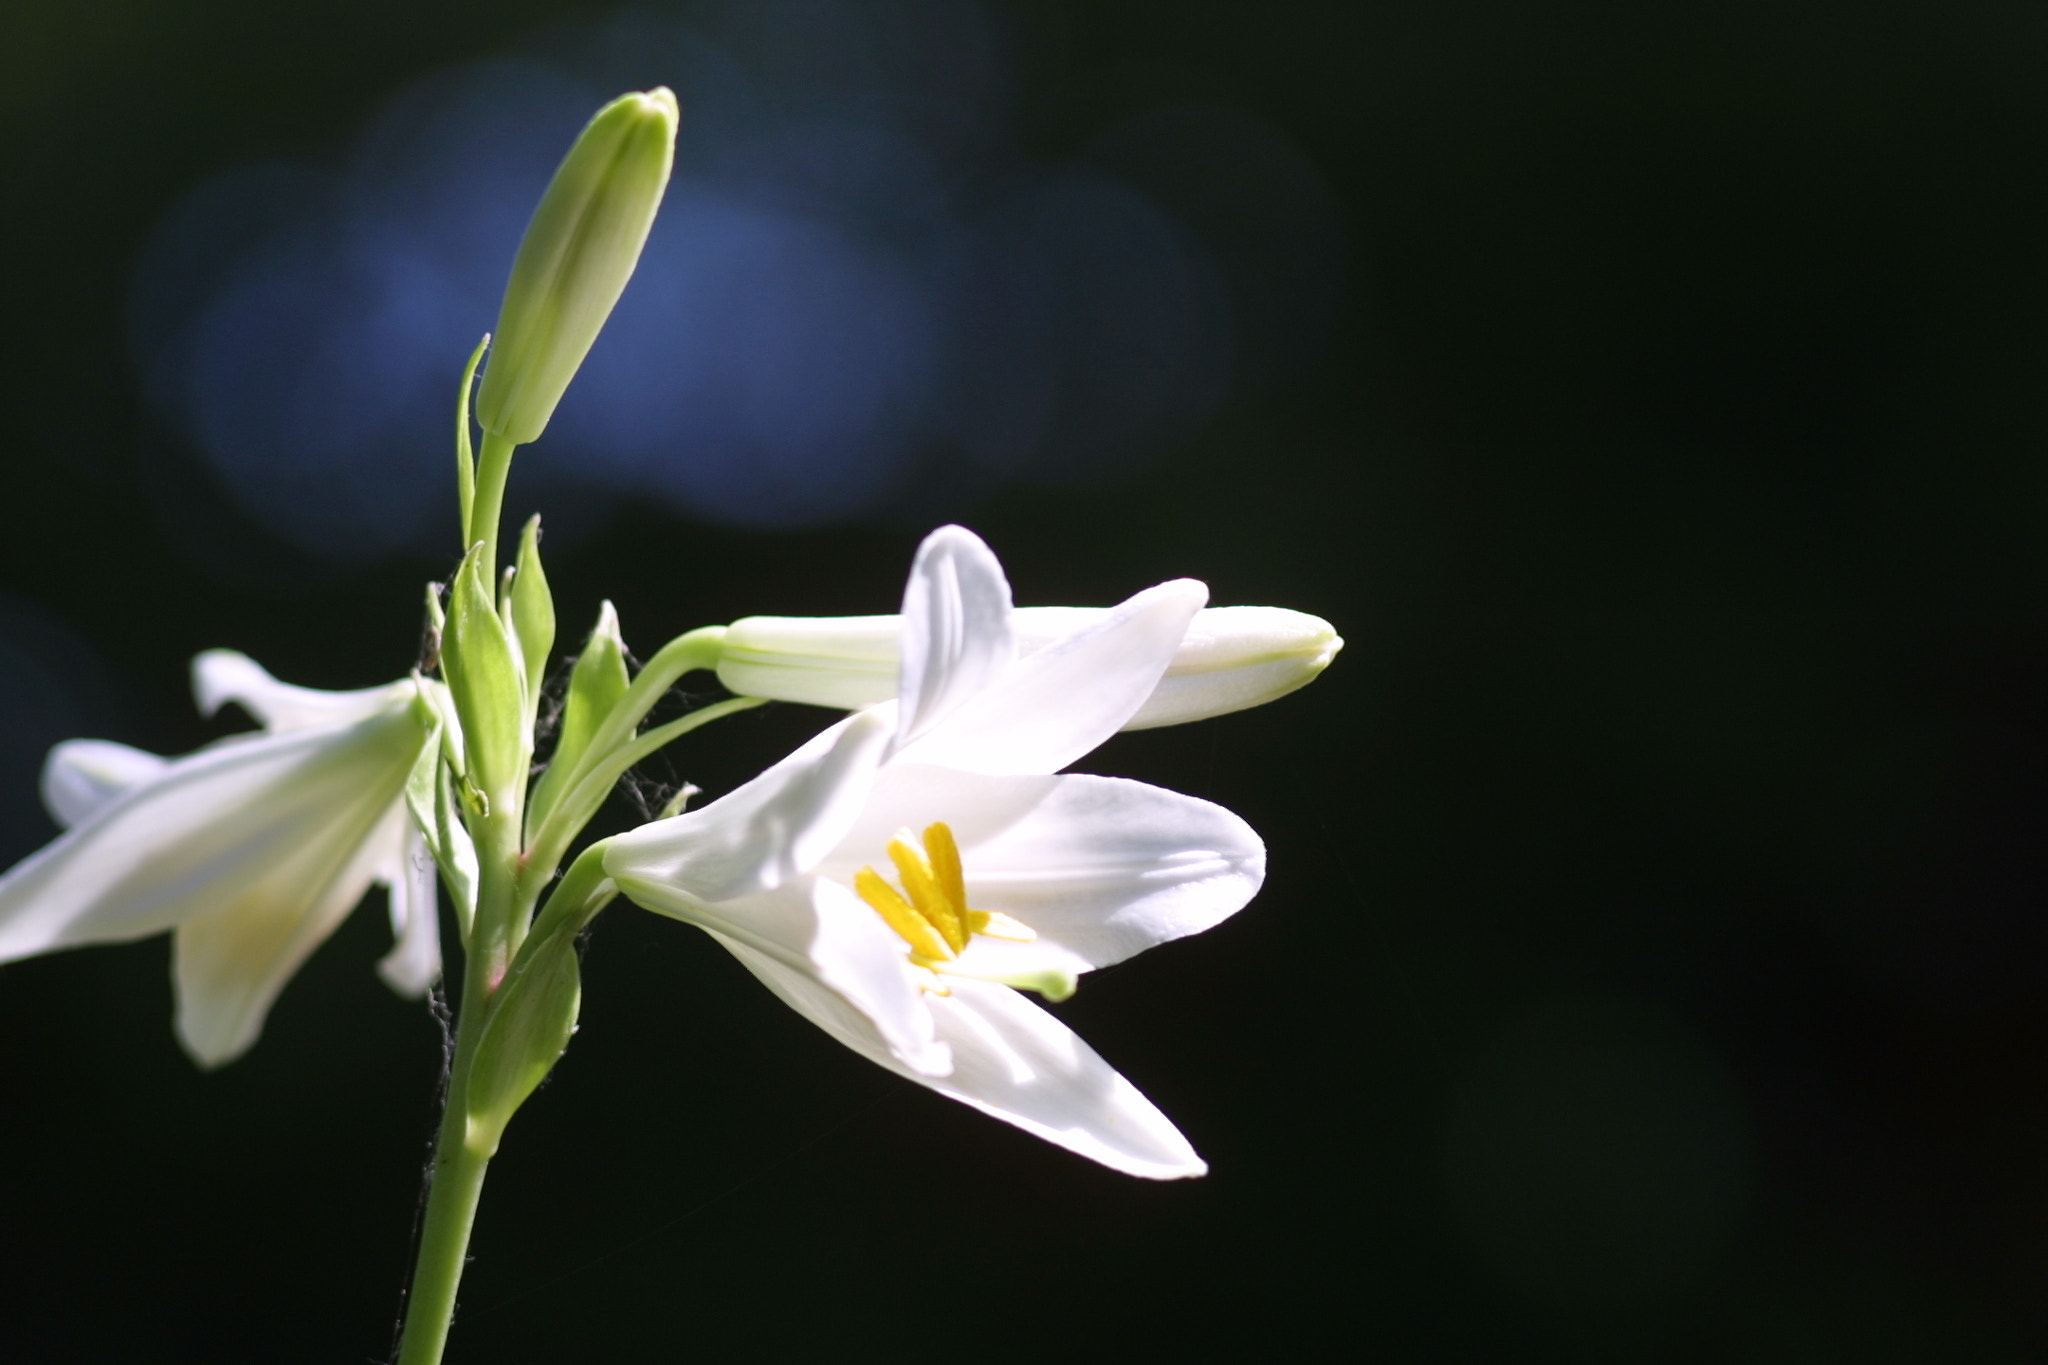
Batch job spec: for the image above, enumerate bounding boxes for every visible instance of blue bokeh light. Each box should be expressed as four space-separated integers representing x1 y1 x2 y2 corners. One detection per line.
129 1 1342 562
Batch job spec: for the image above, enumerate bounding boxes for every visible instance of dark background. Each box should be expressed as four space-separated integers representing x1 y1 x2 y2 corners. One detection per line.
2 1 2045 1360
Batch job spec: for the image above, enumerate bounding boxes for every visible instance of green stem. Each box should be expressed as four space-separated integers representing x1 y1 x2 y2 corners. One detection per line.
584 626 730 764
469 430 518 576
528 838 618 944
395 986 491 1365
396 802 522 1364
523 694 765 886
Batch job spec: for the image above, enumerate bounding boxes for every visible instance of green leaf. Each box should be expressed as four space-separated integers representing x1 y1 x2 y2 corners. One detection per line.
462 918 581 1156
439 542 529 806
511 516 555 708
527 600 629 836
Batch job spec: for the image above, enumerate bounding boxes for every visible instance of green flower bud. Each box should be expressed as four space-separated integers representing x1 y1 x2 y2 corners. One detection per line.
475 88 678 445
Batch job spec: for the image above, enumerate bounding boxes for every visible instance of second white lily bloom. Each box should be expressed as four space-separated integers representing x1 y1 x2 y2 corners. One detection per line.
0 652 440 1067
606 527 1267 1178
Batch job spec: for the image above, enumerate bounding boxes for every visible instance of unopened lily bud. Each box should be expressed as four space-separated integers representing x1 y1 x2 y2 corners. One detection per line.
717 604 1341 729
475 88 678 444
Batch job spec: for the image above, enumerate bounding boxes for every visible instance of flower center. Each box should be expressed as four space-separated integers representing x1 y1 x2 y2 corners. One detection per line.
853 822 1036 976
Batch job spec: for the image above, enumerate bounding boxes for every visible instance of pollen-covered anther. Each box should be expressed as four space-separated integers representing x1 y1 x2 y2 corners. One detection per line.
853 821 1037 968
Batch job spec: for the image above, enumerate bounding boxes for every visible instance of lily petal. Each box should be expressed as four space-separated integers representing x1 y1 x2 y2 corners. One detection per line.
173 791 413 1067
823 764 1265 976
0 705 424 967
376 818 442 998
894 525 1014 751
741 962 1205 1179
41 740 170 829
194 649 412 733
894 579 1208 775
603 709 892 905
663 879 948 1076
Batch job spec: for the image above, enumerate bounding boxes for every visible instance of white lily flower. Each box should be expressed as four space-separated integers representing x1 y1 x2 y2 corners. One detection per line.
716 603 1340 729
606 527 1266 1179
0 651 440 1067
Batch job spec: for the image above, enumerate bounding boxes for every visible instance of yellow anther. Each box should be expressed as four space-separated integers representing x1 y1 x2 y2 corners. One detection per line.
885 830 966 952
855 866 953 961
922 822 970 938
856 821 1040 973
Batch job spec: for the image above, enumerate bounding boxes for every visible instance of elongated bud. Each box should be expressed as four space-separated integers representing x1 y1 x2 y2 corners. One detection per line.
475 88 678 444
440 543 529 805
717 605 1342 729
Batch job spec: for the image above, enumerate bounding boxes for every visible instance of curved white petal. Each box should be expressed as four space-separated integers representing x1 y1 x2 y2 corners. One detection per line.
862 976 1204 1178
173 791 409 1068
376 818 442 998
641 878 947 1076
894 526 1015 750
192 650 410 732
603 709 890 904
894 579 1208 775
41 740 171 830
0 704 424 967
823 765 1264 974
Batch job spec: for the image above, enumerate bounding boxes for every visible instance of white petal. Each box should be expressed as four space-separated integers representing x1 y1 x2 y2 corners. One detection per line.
895 579 1208 775
823 765 1264 975
376 817 442 998
643 878 948 1076
893 526 1014 750
604 709 890 904
0 704 424 967
41 740 170 830
192 650 410 732
849 976 1205 1178
173 791 408 1068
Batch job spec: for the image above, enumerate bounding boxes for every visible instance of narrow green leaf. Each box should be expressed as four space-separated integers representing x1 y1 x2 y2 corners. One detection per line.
455 334 489 548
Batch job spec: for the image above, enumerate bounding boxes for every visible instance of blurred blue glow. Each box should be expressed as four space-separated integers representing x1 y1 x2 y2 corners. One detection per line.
129 1 1343 562
554 191 936 527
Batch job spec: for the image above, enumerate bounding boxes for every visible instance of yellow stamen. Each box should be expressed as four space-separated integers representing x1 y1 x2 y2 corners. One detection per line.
886 829 967 953
921 822 971 946
854 866 953 961
856 822 1042 979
